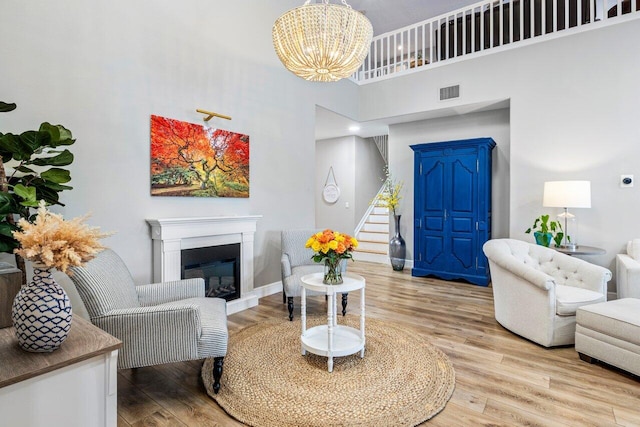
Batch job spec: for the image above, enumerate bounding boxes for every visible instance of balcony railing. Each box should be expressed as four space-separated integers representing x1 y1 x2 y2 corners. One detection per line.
351 0 639 84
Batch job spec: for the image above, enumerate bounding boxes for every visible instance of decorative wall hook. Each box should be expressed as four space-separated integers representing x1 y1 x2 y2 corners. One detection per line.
196 109 232 122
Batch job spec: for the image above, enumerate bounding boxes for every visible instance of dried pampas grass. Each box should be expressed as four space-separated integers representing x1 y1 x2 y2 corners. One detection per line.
13 201 111 273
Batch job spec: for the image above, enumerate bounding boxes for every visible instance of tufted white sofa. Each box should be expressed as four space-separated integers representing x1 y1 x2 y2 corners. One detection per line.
483 239 612 347
615 238 640 299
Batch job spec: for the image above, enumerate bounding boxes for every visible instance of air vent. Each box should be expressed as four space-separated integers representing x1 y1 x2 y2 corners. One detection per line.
440 85 460 100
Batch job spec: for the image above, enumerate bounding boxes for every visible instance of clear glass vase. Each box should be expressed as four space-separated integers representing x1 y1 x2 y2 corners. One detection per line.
323 258 343 285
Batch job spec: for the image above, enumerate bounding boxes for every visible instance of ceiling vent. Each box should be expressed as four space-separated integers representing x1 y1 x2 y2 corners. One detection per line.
440 85 460 101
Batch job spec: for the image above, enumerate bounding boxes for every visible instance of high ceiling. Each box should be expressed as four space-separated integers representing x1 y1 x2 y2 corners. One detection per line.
316 0 490 141
347 0 482 36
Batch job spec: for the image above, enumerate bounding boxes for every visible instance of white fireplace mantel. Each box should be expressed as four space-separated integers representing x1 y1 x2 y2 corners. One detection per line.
146 216 262 315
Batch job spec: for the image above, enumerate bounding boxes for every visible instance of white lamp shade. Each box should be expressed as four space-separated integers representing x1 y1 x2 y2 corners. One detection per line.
543 181 591 208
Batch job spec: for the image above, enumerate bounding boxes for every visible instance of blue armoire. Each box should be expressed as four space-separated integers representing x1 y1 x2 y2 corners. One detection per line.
410 138 495 286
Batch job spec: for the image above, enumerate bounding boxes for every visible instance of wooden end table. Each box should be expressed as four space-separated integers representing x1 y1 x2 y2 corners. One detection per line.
300 272 365 373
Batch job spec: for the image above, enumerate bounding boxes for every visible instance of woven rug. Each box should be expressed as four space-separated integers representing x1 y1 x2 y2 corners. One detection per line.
202 316 455 427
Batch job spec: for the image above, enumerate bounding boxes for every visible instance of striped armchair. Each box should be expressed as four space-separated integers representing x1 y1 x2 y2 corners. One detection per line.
69 249 228 393
281 229 348 321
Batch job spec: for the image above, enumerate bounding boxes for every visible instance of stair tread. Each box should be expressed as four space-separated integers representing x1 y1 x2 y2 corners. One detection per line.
357 239 388 244
354 248 388 255
358 230 388 235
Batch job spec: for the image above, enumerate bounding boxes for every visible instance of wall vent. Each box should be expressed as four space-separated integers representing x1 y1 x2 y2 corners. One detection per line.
440 85 460 101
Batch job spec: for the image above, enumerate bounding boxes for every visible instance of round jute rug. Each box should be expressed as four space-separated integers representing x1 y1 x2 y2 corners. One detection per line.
202 316 455 427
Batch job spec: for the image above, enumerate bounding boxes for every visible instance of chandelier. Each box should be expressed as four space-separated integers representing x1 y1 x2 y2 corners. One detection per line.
272 0 373 82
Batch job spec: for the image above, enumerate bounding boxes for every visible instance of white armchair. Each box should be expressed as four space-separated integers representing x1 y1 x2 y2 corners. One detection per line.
68 249 228 393
483 239 611 347
616 239 640 299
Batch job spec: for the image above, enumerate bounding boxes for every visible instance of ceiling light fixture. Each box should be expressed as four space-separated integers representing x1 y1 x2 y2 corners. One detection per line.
272 0 373 82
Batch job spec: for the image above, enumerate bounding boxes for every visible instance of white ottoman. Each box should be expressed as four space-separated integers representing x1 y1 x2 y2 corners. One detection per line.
575 298 640 376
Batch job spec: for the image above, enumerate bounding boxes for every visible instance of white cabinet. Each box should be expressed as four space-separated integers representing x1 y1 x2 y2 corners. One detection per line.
0 317 121 427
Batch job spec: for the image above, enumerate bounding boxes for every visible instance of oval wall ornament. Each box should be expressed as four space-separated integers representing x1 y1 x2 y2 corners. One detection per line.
322 183 340 204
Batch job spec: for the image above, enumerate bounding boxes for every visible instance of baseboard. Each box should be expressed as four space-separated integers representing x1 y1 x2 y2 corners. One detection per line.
227 294 258 315
254 281 283 298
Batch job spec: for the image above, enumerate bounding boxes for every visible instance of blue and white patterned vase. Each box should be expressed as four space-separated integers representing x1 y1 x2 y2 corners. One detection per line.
12 265 73 352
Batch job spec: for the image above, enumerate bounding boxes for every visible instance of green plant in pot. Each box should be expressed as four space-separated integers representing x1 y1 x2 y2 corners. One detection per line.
525 214 566 247
0 101 76 282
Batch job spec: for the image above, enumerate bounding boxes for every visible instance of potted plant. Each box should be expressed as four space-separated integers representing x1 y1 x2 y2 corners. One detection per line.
0 101 75 282
525 214 566 247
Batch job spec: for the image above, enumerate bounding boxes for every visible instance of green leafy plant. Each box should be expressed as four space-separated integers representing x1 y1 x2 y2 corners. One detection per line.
375 166 403 216
525 214 567 247
0 101 75 275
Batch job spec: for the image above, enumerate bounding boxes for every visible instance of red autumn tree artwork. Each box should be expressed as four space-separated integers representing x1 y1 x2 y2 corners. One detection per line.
150 115 249 197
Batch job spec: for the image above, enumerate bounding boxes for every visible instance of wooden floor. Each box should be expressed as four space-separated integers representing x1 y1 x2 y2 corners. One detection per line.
117 262 640 427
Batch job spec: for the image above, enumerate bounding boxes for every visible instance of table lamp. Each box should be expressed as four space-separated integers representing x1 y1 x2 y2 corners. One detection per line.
542 181 591 250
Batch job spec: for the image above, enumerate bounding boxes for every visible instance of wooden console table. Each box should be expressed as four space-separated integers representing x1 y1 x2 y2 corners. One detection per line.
0 316 121 427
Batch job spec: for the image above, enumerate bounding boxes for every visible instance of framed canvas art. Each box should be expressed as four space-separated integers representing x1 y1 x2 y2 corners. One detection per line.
150 115 249 198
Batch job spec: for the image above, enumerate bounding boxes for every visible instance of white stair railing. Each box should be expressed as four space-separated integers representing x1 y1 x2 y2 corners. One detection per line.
372 135 388 164
355 184 388 236
351 0 640 84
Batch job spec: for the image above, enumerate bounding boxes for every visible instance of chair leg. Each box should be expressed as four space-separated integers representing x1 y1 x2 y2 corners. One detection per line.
342 293 348 316
287 297 294 321
283 290 287 304
212 356 224 394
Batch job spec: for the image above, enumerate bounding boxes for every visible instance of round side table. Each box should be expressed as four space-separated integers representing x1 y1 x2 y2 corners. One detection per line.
554 245 605 256
300 272 365 373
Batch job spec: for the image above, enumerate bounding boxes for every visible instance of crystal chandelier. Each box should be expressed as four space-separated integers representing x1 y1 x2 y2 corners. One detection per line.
272 0 373 82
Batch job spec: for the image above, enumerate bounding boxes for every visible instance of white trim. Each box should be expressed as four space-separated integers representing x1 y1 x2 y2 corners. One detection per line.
146 216 262 312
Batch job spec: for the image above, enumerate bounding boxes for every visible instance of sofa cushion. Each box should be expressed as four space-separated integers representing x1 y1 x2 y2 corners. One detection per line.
555 285 606 316
627 238 640 261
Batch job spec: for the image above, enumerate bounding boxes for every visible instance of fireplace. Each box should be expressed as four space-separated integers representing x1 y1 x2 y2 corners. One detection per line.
146 215 261 314
181 244 241 301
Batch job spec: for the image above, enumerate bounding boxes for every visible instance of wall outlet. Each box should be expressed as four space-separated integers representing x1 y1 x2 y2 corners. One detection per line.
621 175 634 188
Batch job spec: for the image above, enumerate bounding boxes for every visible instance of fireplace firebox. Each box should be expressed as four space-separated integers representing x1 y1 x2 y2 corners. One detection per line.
181 243 241 301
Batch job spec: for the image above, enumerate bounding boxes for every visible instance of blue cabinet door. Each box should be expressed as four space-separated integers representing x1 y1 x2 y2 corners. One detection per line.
416 156 447 273
411 138 494 286
449 154 478 277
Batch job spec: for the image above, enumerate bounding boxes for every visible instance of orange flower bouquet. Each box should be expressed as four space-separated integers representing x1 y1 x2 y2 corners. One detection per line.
305 229 358 284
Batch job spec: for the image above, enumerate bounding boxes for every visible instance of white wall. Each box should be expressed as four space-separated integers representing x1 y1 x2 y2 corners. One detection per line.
316 136 385 234
0 0 359 288
359 19 640 290
389 109 511 260
315 136 356 232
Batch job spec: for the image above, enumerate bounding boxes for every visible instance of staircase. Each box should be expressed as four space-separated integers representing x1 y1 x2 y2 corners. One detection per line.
353 205 390 264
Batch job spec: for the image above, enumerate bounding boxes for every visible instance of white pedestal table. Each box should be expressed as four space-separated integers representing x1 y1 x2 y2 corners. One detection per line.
300 272 365 373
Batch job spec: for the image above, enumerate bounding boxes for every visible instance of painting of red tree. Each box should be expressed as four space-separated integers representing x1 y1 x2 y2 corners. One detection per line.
150 115 249 197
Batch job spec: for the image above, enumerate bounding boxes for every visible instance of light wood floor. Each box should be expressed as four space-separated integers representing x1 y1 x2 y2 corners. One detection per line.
117 261 640 427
